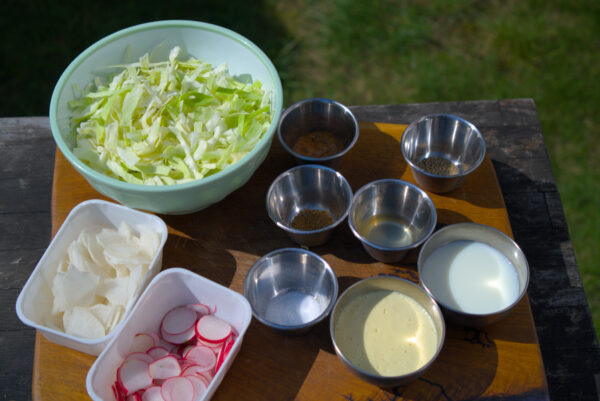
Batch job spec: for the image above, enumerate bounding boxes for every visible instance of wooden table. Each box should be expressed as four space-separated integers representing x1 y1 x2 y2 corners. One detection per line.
2 99 599 400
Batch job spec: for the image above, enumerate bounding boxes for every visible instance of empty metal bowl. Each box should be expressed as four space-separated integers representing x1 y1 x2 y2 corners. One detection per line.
330 276 445 387
401 114 486 193
348 179 437 263
418 223 530 327
244 248 338 334
266 164 353 247
277 98 359 169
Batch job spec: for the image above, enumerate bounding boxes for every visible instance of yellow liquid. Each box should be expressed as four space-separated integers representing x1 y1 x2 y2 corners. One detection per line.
361 215 414 248
334 290 438 377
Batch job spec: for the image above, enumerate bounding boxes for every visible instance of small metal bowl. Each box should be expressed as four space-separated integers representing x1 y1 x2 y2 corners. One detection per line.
348 179 437 263
401 114 486 193
330 276 445 387
418 223 530 327
244 248 339 334
277 98 359 169
266 164 353 247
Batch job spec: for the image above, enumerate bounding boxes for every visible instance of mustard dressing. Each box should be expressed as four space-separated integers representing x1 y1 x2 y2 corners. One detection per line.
334 290 438 377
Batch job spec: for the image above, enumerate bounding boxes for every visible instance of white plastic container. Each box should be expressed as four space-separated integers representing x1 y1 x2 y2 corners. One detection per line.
86 268 252 401
15 199 168 355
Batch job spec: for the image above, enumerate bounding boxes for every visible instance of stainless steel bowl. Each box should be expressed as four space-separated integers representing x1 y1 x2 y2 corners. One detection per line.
330 276 445 387
418 223 530 327
401 114 486 193
266 165 353 247
348 179 437 263
277 98 359 169
244 248 338 334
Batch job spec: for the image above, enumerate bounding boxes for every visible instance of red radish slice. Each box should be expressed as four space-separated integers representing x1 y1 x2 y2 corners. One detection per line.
141 386 164 401
148 332 161 345
127 393 142 401
195 337 223 353
215 335 236 373
184 346 217 371
186 303 211 316
186 375 208 401
181 364 211 377
126 352 155 364
146 346 170 360
129 333 157 353
118 359 153 396
161 326 195 345
161 306 198 335
148 355 182 380
160 377 195 401
195 315 232 343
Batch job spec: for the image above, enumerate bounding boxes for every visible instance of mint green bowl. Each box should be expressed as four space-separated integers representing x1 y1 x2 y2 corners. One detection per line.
50 20 283 214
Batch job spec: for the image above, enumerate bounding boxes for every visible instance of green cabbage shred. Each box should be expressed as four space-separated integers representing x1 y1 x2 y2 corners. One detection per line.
68 47 272 185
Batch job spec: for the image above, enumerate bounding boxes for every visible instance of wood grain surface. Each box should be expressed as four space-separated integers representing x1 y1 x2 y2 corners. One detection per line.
33 121 549 400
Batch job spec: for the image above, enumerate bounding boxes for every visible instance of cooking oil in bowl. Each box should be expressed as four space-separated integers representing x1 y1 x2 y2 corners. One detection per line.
360 215 415 248
420 240 520 314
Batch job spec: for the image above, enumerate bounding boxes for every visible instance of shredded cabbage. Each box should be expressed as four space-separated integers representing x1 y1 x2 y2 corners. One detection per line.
68 47 272 185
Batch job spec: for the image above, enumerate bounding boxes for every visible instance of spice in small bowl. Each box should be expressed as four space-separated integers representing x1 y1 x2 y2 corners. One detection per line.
266 165 353 247
290 209 335 231
416 156 460 176
291 131 346 159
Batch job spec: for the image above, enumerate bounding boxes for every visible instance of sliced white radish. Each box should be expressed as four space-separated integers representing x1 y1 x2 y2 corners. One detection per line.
186 375 208 401
161 306 198 335
161 326 195 345
160 376 195 401
186 303 212 316
129 333 157 353
126 352 155 364
141 386 164 401
146 346 170 360
118 359 153 396
148 355 181 380
184 346 216 371
195 315 232 344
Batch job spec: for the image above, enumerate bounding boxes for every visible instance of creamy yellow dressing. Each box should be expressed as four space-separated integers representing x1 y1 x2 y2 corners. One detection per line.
334 290 438 377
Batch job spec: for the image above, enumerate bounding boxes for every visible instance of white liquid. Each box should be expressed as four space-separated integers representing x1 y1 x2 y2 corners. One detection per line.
420 240 520 314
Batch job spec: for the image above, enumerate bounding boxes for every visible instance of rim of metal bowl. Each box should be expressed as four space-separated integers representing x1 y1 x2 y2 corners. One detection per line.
329 275 446 381
348 178 437 252
265 164 353 235
49 20 283 193
277 98 359 163
417 222 530 317
243 247 339 331
401 113 486 179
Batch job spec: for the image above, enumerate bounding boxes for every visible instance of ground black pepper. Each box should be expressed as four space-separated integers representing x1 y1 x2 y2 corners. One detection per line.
416 156 459 176
290 209 334 230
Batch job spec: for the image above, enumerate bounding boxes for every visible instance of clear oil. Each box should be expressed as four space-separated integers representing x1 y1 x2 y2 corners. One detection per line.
360 215 415 248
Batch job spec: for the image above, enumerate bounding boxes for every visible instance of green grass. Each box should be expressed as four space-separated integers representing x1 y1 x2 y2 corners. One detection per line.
2 0 599 337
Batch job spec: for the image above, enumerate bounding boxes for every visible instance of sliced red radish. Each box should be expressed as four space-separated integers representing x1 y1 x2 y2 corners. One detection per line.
129 333 157 353
141 386 164 401
146 346 170 360
160 376 195 401
148 332 161 345
126 393 142 401
186 375 208 401
181 364 211 377
195 337 223 353
161 306 198 335
195 315 232 344
161 326 195 345
184 346 217 371
126 352 155 364
215 335 236 373
186 303 212 316
118 359 153 396
148 355 182 380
